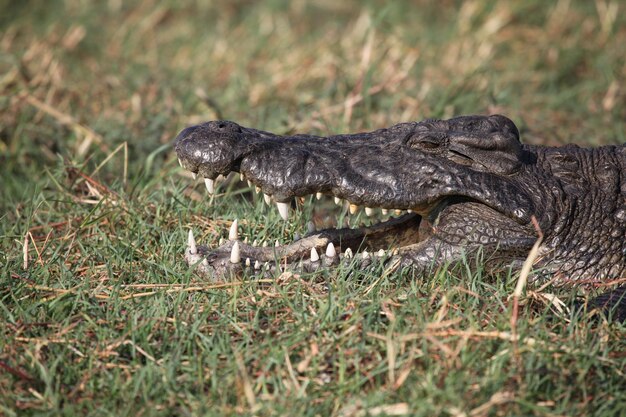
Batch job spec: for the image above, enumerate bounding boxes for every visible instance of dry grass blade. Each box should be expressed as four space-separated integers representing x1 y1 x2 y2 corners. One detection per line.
21 94 105 156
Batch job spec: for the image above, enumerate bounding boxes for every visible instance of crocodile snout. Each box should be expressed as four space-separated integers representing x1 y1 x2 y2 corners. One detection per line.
174 121 247 181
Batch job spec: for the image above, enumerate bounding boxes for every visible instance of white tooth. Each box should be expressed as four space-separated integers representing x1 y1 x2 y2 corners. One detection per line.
275 240 280 247
204 178 215 194
307 222 316 234
381 209 389 215
264 194 271 205
254 260 261 270
229 219 238 241
344 248 353 258
276 202 289 221
217 174 226 181
365 207 374 216
316 192 323 200
394 209 402 215
349 204 358 215
310 248 320 262
362 250 369 259
247 180 253 188
407 209 413 213
240 173 245 182
392 248 399 256
219 237 225 245
264 262 269 270
252 239 258 247
377 249 385 257
230 241 241 263
192 173 197 180
178 158 183 167
255 186 261 194
262 241 268 247
245 258 251 267
334 197 342 205
325 242 336 258
244 237 249 244
187 229 197 255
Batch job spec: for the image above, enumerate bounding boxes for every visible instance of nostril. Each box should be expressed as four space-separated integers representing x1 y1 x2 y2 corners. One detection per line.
212 121 243 133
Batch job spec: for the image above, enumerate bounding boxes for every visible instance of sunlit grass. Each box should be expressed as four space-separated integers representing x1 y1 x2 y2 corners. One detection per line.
1 1 625 416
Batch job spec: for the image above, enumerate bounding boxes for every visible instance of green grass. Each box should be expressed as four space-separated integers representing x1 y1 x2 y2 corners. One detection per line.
1 1 625 415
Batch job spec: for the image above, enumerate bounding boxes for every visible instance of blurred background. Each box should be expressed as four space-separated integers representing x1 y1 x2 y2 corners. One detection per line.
2 1 624 179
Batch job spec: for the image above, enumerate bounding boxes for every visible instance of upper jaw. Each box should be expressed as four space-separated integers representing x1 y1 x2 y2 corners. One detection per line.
174 118 535 225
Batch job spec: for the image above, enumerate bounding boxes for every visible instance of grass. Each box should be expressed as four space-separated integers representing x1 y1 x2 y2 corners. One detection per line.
1 0 625 415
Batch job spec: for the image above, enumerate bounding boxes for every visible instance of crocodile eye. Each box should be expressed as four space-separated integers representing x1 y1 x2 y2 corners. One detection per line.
419 140 439 149
406 133 445 151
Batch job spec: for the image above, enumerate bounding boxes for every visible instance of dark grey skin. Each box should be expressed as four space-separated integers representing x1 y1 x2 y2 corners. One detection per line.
174 115 626 319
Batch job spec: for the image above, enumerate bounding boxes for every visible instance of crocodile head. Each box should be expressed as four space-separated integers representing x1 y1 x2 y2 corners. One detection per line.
173 114 558 278
176 113 626 287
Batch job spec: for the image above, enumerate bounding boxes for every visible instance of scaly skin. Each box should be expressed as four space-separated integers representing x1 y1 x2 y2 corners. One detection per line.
174 115 626 318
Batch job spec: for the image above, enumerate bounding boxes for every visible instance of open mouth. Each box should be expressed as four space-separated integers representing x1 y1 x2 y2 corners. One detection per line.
177 156 429 276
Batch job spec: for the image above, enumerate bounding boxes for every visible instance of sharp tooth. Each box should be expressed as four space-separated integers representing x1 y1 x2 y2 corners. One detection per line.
252 239 258 247
262 241 268 247
334 197 342 205
325 242 336 258
247 180 253 188
407 209 413 213
275 240 280 247
219 237 225 245
245 258 251 267
240 173 245 182
316 192 323 200
310 248 320 262
344 248 353 258
381 209 389 215
255 186 261 194
377 249 385 257
307 221 316 234
392 248 399 256
394 209 402 215
349 204 358 215
178 158 183 167
204 178 215 194
217 174 226 181
254 260 261 270
192 173 197 180
264 194 272 205
230 241 241 263
229 219 238 241
244 237 249 244
187 229 197 255
276 201 289 221
362 250 369 259
364 207 374 216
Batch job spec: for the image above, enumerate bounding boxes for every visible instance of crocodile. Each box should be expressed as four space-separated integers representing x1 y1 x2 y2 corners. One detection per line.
174 114 626 319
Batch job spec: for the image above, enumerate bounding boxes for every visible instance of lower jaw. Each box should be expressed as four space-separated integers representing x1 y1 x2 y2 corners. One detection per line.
185 213 425 276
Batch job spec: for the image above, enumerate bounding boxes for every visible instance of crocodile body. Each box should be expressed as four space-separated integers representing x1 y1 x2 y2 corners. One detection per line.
174 115 626 318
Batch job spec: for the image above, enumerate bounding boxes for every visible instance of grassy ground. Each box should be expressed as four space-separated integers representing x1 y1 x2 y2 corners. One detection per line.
1 0 625 415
